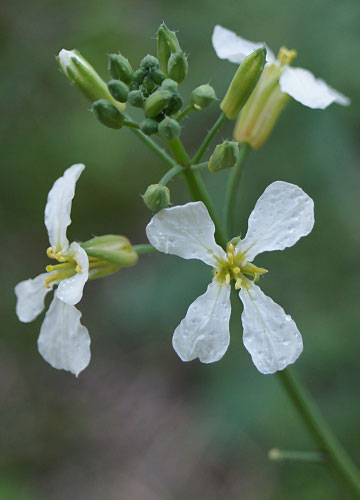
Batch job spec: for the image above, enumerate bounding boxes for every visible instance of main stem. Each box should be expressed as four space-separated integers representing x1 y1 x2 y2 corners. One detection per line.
278 368 360 497
192 112 227 164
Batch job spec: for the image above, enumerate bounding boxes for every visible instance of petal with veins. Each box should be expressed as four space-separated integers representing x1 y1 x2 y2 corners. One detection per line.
236 181 314 262
239 282 303 374
280 66 350 109
146 202 225 267
45 163 85 251
38 297 91 376
56 242 89 305
15 273 56 323
212 25 275 64
172 278 231 363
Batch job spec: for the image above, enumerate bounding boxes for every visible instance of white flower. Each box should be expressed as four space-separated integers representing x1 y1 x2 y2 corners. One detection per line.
212 25 350 109
146 181 314 374
15 164 90 376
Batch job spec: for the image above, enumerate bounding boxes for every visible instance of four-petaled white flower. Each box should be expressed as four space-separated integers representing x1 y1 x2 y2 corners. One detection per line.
146 181 314 374
15 164 91 376
212 25 350 110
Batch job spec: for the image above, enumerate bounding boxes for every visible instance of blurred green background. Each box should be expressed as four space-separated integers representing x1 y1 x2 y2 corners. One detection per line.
1 0 360 498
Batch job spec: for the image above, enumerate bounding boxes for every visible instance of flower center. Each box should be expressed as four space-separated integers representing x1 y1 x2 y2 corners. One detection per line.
44 247 82 288
214 243 268 290
277 46 297 67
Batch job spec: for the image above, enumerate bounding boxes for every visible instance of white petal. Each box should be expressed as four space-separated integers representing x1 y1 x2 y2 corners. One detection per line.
212 25 275 64
239 282 303 374
45 163 85 251
236 181 314 262
55 242 89 305
15 273 55 323
280 66 350 109
146 202 225 267
172 278 231 363
38 297 91 376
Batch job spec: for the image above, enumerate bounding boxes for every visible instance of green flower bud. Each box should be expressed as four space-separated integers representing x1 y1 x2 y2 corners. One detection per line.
190 84 217 110
208 140 239 172
57 49 124 110
127 90 145 108
140 54 160 70
151 69 166 85
92 99 124 129
158 117 181 140
157 23 180 75
144 89 173 118
221 47 266 120
108 79 129 103
81 235 138 279
165 93 183 115
161 78 178 92
139 118 158 136
142 76 157 94
142 184 171 212
133 67 147 84
108 54 133 84
167 51 188 83
129 81 139 91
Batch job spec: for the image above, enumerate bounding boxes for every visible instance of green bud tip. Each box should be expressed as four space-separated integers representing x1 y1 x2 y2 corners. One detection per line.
108 54 133 84
167 51 188 84
161 78 178 92
156 22 180 76
190 84 217 110
108 80 129 103
208 140 240 172
142 184 171 212
158 117 181 140
140 54 160 70
127 90 145 108
133 67 147 84
92 99 124 129
139 118 158 136
144 89 173 118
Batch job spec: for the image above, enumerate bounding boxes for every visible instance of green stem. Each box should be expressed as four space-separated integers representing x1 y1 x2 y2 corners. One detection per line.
278 368 360 497
192 112 227 164
159 164 184 185
133 244 156 255
123 120 140 129
268 448 324 463
167 137 228 248
176 104 194 122
223 143 250 238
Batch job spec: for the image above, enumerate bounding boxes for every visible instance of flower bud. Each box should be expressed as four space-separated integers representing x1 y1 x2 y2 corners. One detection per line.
142 76 157 94
142 184 171 212
208 141 239 172
158 117 181 140
161 78 178 92
166 93 183 115
221 47 266 120
127 90 145 108
57 49 124 109
140 54 160 70
151 69 166 85
139 118 158 136
190 84 217 110
144 89 173 118
108 79 129 103
133 67 147 84
108 54 133 84
92 99 124 129
157 23 180 75
167 51 188 83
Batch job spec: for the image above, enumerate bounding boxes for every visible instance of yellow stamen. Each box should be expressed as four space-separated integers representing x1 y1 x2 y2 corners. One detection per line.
225 273 231 285
235 277 242 290
75 264 82 273
278 46 297 66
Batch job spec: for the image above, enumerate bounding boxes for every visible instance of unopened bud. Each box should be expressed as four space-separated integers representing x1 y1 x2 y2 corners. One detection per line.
151 69 166 85
57 49 124 109
133 67 147 84
140 118 158 136
158 117 181 140
108 54 133 84
161 78 178 92
142 184 171 212
166 93 183 115
142 76 157 94
108 79 129 103
157 23 180 76
167 51 188 83
221 47 266 120
92 99 124 129
140 54 160 70
190 84 217 110
144 89 173 118
127 90 145 108
208 141 239 172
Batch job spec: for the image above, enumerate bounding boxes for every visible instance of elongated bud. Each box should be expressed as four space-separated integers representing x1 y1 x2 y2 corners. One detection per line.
57 49 124 110
157 23 180 75
139 118 158 135
108 80 129 103
144 89 173 117
142 184 171 212
127 90 145 108
92 99 124 129
108 54 133 84
167 51 188 83
161 78 178 92
208 141 239 172
158 117 181 140
221 48 266 120
190 84 217 110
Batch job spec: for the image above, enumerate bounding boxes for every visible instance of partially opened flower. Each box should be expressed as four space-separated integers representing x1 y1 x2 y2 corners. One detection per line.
15 164 90 376
146 181 314 374
212 25 350 148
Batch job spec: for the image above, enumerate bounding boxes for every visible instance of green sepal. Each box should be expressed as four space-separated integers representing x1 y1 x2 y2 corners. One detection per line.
81 235 138 266
92 99 124 129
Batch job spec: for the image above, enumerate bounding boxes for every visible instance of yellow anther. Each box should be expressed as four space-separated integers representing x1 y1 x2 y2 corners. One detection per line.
45 273 59 289
46 247 57 259
75 264 82 273
235 277 242 290
225 273 231 285
277 47 297 66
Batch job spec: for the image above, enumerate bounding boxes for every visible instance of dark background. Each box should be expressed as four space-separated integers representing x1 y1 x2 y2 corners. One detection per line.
1 0 360 498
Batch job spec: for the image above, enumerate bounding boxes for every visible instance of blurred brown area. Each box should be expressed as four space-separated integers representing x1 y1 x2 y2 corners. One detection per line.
1 0 360 498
